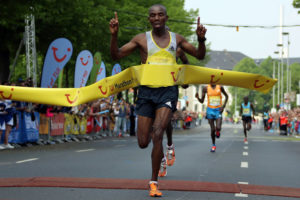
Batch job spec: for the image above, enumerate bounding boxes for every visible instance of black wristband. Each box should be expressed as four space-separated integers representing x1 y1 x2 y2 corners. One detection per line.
198 37 206 43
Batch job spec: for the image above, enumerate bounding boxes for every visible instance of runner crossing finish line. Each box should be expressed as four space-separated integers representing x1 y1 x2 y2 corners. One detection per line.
0 64 277 107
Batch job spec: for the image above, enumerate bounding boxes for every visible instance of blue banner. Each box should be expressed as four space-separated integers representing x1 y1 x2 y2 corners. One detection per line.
74 50 93 88
96 61 106 82
41 38 73 88
112 63 122 76
0 111 39 144
23 112 39 143
110 63 122 103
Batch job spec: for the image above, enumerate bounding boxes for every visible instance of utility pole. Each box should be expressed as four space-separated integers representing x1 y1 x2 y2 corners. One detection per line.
25 14 38 87
272 60 275 109
279 5 284 104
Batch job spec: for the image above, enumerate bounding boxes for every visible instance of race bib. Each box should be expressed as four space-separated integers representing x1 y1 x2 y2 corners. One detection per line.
243 108 250 115
209 96 221 107
146 49 176 65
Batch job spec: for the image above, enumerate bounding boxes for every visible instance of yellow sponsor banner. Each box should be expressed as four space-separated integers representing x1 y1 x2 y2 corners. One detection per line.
0 64 277 107
39 114 49 135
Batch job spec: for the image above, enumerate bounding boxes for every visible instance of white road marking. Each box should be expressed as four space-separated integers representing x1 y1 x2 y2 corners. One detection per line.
112 140 127 142
76 149 95 153
16 158 39 164
114 144 126 148
243 152 248 156
238 182 249 185
235 193 248 197
244 146 248 150
241 162 248 168
244 141 248 144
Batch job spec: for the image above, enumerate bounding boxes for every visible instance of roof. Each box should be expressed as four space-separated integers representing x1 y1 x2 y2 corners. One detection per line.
205 50 249 70
205 50 300 70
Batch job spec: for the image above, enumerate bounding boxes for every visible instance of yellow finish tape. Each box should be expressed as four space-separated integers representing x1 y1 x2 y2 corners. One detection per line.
0 64 277 106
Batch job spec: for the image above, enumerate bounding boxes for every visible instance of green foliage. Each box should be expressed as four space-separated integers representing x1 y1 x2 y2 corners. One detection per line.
2 0 209 87
229 57 300 115
290 62 300 93
293 0 300 13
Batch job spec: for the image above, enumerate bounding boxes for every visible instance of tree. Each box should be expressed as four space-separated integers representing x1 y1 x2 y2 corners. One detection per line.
2 0 209 87
0 0 31 83
229 57 275 114
293 0 300 13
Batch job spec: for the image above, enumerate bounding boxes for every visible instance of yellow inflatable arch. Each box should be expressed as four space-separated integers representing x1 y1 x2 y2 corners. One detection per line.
0 64 277 107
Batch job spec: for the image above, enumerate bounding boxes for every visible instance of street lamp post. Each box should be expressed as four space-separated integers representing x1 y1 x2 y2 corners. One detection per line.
282 32 290 94
277 43 284 104
274 51 280 106
283 32 290 110
272 59 275 109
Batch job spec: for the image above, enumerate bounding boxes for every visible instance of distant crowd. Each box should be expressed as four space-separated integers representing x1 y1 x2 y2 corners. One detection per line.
0 78 201 150
263 107 300 135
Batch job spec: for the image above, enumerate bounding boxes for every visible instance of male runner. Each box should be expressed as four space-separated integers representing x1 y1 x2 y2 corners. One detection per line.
195 84 228 152
110 4 206 197
240 96 255 142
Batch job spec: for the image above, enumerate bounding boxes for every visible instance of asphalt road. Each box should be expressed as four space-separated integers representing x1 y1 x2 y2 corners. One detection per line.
1 121 300 200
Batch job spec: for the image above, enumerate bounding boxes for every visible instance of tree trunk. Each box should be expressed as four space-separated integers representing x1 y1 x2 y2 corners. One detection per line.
65 65 68 87
0 49 10 84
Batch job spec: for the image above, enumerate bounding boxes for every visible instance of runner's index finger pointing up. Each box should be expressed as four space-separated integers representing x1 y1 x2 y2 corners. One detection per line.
115 12 118 21
197 17 200 26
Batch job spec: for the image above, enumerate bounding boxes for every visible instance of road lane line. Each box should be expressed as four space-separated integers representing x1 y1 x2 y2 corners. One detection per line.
238 182 249 185
244 141 248 144
235 193 248 197
243 152 248 156
114 145 125 148
16 158 38 164
76 149 95 153
241 162 248 168
244 146 248 150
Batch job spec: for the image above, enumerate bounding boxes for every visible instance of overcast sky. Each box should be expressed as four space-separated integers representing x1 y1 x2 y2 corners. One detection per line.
184 0 300 59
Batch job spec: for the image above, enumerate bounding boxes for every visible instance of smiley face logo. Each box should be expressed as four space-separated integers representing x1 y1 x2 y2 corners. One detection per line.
94 57 100 65
0 88 14 99
210 72 224 84
97 68 103 75
52 46 71 63
110 85 115 92
254 79 270 89
98 85 108 95
171 68 182 82
113 67 121 75
80 56 90 66
65 91 80 104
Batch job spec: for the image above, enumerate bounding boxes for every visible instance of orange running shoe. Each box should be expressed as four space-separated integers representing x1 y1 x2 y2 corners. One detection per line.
210 145 216 152
149 182 162 197
166 147 175 166
244 138 248 143
158 159 167 177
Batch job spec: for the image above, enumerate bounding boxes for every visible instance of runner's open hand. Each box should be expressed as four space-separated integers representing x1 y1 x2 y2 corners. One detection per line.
109 12 119 35
196 17 207 40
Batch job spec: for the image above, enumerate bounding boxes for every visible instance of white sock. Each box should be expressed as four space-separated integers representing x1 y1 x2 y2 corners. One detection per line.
149 181 158 185
167 144 174 149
